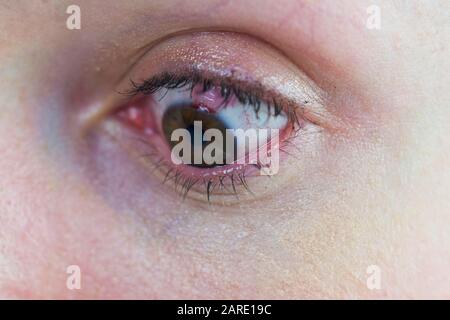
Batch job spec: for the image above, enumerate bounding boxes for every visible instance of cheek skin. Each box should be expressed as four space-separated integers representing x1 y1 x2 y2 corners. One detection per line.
0 0 449 299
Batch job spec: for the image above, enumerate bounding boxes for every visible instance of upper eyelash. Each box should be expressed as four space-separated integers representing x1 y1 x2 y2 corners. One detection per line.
123 70 300 124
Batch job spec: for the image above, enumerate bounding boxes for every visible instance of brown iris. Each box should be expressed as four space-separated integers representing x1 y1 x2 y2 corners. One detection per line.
162 104 235 168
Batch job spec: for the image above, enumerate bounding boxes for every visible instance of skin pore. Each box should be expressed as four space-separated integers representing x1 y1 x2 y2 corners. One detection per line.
0 0 449 298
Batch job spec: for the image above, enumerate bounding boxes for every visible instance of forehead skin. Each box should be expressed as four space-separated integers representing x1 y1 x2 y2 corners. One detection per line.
0 0 449 298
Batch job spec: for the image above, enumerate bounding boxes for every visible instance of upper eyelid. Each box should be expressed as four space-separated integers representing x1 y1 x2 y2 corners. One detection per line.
82 31 342 134
113 29 249 88
115 28 290 81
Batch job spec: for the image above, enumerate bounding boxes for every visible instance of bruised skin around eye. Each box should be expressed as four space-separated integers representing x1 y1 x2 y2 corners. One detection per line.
0 0 449 299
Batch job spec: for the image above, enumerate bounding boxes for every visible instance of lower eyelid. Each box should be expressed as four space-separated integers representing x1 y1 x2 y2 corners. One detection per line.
91 110 323 210
108 109 301 201
120 33 327 111
89 88 329 210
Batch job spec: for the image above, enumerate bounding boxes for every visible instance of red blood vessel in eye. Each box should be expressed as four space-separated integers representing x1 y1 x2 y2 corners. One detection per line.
117 96 157 136
190 84 236 113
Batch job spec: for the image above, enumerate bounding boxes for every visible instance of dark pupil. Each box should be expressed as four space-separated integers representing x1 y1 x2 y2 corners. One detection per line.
162 104 235 168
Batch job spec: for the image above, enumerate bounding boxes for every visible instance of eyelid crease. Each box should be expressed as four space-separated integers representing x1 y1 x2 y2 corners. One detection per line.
115 28 297 87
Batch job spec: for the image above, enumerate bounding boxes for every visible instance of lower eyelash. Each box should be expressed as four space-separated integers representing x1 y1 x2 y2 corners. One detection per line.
169 169 252 202
131 130 300 203
137 144 254 202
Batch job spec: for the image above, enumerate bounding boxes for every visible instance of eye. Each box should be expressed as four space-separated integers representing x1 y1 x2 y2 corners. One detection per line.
88 31 331 205
116 70 298 199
